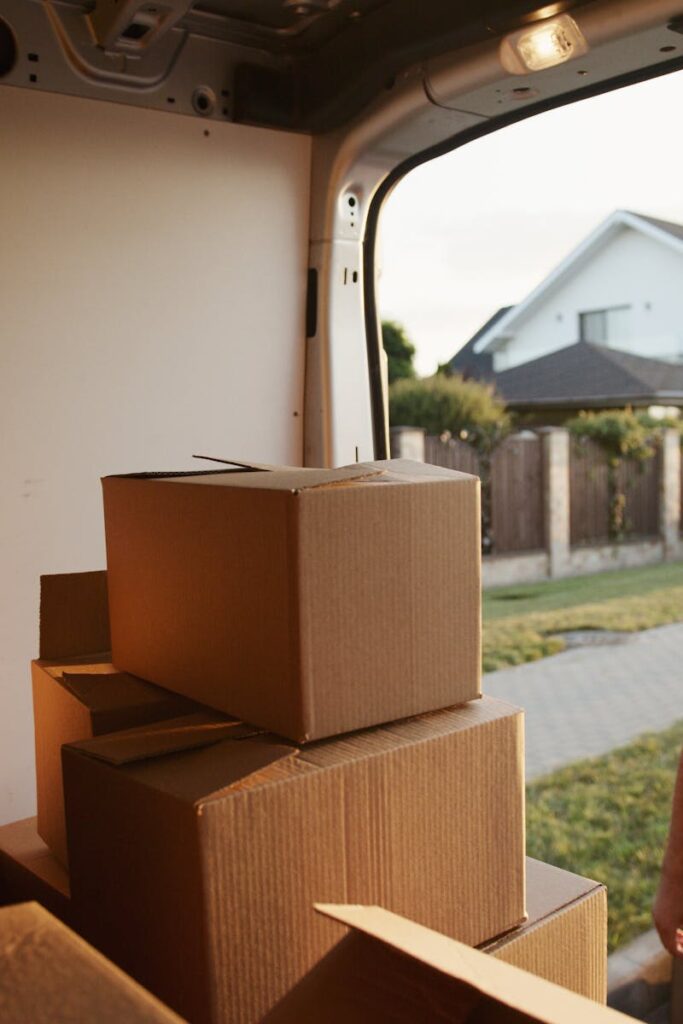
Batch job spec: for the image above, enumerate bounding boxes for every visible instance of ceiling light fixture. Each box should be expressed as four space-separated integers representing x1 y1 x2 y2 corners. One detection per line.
500 14 588 74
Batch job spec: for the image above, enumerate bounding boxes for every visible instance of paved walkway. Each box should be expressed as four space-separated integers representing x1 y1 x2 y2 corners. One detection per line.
484 622 683 780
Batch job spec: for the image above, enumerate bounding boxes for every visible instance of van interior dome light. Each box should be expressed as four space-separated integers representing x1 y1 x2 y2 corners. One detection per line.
500 14 588 73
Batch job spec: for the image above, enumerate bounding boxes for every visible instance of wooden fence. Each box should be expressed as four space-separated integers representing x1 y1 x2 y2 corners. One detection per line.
569 438 660 545
424 433 545 554
424 432 662 555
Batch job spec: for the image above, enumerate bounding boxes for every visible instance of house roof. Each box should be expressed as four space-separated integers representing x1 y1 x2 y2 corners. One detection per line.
472 210 683 355
447 307 510 380
494 341 683 409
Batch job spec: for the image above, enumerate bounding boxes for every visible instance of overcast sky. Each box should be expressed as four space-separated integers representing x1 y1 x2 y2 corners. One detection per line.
378 68 683 376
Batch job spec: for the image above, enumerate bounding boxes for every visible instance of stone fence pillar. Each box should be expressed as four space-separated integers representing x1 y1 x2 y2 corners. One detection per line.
539 428 571 578
390 426 426 462
660 427 681 560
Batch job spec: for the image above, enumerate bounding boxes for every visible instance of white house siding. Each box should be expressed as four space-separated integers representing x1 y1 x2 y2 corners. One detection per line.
493 227 683 371
0 86 311 825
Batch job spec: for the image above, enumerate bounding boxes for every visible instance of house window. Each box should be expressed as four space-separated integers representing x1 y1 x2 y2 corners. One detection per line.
579 305 631 345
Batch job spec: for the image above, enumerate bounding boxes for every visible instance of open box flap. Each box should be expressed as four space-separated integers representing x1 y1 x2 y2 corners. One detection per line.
106 457 477 493
363 459 479 484
314 905 631 1024
59 671 192 715
151 463 386 492
66 713 266 766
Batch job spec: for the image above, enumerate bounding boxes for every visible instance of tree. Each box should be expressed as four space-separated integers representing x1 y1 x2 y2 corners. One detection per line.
382 320 416 384
389 374 511 551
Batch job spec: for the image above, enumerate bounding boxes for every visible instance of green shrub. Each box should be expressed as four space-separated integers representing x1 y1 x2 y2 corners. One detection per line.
389 374 510 455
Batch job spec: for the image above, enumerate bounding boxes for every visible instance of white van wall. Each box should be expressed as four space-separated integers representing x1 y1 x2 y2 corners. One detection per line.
0 86 311 825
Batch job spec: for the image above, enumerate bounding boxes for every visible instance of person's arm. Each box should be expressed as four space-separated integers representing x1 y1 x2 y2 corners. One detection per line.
654 749 683 955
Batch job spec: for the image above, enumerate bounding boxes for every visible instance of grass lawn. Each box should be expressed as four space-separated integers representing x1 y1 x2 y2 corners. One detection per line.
483 561 683 672
527 719 683 952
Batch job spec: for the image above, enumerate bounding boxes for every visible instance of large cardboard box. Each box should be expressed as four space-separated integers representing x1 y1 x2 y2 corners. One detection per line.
0 817 71 926
0 902 185 1023
33 571 204 866
63 696 525 1024
102 458 481 741
483 858 607 1002
261 903 628 1024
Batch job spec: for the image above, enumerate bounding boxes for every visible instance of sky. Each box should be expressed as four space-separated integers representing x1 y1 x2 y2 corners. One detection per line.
378 68 683 376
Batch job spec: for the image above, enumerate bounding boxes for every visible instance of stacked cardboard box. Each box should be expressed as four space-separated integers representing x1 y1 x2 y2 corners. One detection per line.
0 902 185 1023
1 457 611 1021
0 817 71 926
258 903 628 1024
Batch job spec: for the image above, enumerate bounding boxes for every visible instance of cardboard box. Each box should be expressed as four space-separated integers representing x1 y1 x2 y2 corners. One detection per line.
63 696 525 1024
483 858 607 1002
261 903 629 1024
33 571 204 866
0 902 186 1023
102 458 481 741
0 817 71 926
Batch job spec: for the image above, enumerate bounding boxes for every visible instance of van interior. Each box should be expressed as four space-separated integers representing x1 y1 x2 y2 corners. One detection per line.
1 0 682 856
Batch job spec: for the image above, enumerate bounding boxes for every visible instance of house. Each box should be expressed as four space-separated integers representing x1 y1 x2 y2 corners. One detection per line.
449 210 683 378
446 306 509 380
493 340 683 422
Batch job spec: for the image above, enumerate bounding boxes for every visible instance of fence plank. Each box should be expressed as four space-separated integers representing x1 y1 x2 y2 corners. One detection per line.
425 433 544 554
570 438 659 544
424 435 480 476
491 435 544 554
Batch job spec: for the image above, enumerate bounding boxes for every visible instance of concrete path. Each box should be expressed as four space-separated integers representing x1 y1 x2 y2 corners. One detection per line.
484 621 683 780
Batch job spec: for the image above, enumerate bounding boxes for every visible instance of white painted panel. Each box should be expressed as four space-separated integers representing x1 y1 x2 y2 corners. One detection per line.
0 86 311 824
495 227 683 369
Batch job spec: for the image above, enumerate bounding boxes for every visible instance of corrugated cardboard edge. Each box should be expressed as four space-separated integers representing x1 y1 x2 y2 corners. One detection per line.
39 571 110 660
313 904 630 1023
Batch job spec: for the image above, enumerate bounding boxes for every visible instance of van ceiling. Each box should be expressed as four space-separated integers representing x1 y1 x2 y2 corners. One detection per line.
0 0 593 132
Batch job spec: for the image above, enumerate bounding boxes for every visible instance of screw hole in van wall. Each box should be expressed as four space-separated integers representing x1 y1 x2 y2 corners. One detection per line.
192 86 216 117
0 19 17 78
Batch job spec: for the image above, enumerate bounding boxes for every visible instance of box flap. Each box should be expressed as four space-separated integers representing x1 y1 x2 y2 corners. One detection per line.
360 459 479 484
39 571 110 659
152 457 475 492
153 464 386 492
67 713 261 766
314 905 631 1023
59 671 195 717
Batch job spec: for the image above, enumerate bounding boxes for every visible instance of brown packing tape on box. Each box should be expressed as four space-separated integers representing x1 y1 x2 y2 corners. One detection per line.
0 818 71 926
32 572 215 867
0 902 186 1023
102 458 481 742
482 858 607 1002
261 903 629 1024
63 696 525 1024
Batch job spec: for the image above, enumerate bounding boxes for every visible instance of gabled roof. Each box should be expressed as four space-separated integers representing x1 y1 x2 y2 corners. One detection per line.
494 340 683 409
447 306 510 380
473 210 683 355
